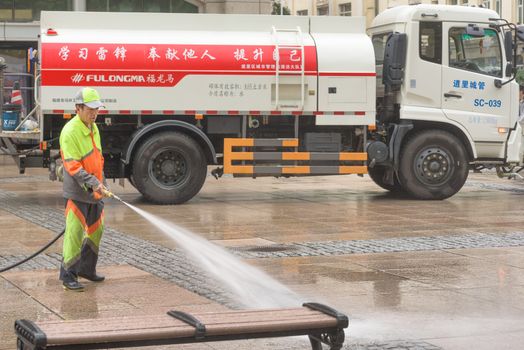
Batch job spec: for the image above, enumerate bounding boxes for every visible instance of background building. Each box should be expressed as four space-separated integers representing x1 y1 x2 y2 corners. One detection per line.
288 0 519 28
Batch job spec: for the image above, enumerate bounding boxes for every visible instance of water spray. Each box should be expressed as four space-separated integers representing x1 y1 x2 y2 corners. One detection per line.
124 203 302 308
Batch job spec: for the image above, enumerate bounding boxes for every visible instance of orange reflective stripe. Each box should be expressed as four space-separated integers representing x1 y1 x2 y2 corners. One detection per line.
62 145 104 181
65 200 87 229
66 200 103 235
89 133 104 181
87 212 104 235
61 149 82 176
62 159 84 176
81 150 104 180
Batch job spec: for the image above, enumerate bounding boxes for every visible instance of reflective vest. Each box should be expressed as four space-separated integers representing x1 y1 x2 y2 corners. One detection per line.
60 115 105 202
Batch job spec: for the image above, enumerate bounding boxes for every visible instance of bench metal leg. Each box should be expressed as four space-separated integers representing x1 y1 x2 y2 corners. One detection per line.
308 334 323 350
308 329 346 350
327 329 345 350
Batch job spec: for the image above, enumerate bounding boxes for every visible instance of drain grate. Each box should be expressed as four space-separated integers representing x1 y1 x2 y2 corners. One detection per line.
243 245 295 253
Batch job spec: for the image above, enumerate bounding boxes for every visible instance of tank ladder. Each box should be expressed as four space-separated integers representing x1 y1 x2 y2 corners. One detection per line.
271 26 305 111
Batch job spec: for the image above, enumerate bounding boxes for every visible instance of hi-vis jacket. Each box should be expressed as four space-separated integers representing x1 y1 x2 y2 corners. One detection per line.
60 115 105 203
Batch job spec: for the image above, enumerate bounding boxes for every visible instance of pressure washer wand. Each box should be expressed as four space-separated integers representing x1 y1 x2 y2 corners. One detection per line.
112 194 124 203
102 189 124 203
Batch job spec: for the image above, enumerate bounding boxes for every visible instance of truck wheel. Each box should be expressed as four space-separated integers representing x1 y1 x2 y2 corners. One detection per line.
127 174 136 188
368 166 402 192
398 130 468 200
132 131 207 204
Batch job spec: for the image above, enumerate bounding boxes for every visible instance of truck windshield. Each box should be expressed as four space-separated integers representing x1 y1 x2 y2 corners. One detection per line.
449 27 502 77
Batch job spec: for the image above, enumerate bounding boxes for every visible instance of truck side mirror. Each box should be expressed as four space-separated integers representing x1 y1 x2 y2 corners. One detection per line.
505 62 514 78
466 24 485 37
382 32 407 88
504 31 513 62
504 31 514 77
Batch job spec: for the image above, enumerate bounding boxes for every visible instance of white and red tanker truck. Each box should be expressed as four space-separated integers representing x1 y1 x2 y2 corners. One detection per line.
1 4 523 204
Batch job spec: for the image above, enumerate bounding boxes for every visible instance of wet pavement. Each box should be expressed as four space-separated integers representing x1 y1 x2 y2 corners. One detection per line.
1 154 524 349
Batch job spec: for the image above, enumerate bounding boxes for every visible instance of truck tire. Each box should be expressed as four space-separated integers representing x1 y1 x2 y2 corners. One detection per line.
398 130 468 200
132 131 207 204
127 174 136 188
368 166 402 192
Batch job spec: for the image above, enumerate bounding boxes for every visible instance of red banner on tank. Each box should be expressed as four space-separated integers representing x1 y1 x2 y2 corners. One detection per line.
42 43 317 70
42 43 318 86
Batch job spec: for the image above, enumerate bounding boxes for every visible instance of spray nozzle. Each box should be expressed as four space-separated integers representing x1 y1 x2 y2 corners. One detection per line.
102 189 123 202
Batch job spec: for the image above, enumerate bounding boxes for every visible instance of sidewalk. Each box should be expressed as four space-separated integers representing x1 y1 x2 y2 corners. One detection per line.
1 155 524 349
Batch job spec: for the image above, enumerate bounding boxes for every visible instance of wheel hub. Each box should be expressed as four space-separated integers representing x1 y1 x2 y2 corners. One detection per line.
160 160 175 175
415 148 452 185
150 149 187 188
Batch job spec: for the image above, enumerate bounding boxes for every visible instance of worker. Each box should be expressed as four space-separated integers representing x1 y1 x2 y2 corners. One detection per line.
59 87 110 292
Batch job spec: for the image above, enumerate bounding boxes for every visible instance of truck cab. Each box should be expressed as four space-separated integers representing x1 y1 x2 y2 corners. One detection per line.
367 4 524 199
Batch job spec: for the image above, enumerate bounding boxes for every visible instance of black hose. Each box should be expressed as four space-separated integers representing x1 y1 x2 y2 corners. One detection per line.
0 229 65 273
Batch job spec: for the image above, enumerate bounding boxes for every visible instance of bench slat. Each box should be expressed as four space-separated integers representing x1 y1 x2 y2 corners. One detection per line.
42 318 337 346
39 307 319 330
205 318 339 336
38 309 335 338
42 315 336 345
46 328 196 345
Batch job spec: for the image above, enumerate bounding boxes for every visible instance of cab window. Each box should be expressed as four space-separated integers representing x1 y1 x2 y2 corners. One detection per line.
420 21 442 64
448 27 502 77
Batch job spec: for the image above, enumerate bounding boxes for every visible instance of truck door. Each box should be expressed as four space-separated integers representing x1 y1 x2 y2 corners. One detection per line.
442 23 510 158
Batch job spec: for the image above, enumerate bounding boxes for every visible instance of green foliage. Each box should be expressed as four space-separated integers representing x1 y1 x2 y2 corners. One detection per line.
271 1 290 15
516 67 524 86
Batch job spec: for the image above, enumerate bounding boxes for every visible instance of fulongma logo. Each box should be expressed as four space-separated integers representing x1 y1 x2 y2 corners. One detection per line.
71 73 84 83
71 73 146 84
87 74 146 83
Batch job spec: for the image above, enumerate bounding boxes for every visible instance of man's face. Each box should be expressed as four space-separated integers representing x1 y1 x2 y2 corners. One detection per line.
76 104 99 126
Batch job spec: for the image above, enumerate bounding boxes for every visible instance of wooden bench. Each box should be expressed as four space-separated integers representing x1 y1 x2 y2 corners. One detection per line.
15 302 348 350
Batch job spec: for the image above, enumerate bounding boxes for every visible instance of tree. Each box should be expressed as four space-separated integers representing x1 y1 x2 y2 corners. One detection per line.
516 67 524 86
272 1 290 15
